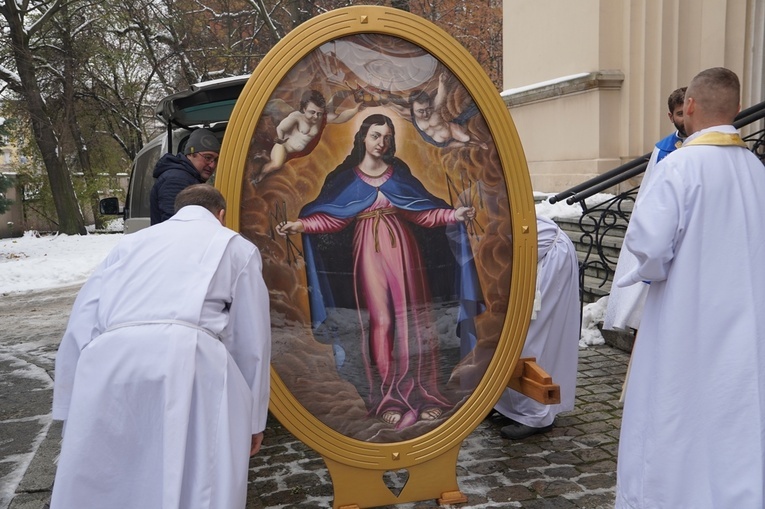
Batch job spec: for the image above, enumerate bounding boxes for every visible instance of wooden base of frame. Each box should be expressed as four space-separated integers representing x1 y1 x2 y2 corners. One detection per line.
327 443 466 508
507 357 561 404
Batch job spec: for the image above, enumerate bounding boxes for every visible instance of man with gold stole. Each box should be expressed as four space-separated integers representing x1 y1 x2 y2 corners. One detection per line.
615 67 765 508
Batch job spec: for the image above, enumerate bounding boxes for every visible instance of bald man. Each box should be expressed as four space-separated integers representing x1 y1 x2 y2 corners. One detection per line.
614 67 765 509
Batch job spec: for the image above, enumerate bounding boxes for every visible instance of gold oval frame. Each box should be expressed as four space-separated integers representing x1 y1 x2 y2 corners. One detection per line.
216 6 536 471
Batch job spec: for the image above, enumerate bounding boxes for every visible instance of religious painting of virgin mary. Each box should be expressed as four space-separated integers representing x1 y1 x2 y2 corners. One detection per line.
237 33 516 443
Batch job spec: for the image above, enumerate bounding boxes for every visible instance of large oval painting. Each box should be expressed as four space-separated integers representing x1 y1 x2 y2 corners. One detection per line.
217 6 536 465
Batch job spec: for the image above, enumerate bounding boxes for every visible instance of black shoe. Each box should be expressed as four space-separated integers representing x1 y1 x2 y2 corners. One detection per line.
500 422 553 440
485 410 520 427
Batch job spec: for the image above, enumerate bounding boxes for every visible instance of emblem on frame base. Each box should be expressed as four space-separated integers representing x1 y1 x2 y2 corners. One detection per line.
217 6 537 508
327 447 467 508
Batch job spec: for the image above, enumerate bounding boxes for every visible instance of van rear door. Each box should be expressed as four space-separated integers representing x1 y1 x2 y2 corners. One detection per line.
115 75 250 233
155 75 250 152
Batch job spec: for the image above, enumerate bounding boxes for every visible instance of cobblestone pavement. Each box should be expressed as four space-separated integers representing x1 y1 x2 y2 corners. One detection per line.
5 287 629 509
244 346 627 509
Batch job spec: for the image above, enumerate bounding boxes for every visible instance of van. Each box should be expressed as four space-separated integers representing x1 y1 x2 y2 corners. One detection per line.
100 75 250 233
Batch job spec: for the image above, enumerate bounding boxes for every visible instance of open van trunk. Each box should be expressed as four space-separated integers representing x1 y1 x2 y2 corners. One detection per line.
105 75 250 234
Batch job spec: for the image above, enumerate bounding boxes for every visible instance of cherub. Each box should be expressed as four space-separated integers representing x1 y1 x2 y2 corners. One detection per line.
391 73 488 150
255 89 363 183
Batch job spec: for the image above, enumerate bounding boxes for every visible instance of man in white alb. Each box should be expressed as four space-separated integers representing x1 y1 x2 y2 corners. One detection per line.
50 184 271 509
495 215 580 440
615 67 765 509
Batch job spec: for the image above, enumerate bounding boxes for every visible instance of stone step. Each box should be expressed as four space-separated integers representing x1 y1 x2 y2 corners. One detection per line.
582 274 611 302
576 248 621 270
556 217 629 243
545 211 629 306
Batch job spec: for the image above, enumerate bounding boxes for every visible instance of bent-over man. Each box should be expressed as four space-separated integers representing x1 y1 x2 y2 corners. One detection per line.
51 184 271 509
495 215 580 440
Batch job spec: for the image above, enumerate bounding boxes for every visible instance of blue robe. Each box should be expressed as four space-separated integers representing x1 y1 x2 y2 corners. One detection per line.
654 131 684 163
300 158 483 349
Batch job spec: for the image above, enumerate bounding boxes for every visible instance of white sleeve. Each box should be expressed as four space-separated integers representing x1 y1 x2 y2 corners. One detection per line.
225 246 272 434
636 148 661 202
52 260 106 422
617 163 685 287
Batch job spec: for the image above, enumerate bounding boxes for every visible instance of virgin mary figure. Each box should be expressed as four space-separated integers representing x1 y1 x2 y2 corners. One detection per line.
277 114 483 429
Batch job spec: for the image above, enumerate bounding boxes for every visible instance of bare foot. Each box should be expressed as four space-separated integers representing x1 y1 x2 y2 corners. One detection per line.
381 410 402 425
252 167 273 184
420 408 443 420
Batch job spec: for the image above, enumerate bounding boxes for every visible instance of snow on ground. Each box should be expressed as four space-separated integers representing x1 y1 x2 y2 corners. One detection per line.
0 229 122 294
580 296 608 347
0 218 123 294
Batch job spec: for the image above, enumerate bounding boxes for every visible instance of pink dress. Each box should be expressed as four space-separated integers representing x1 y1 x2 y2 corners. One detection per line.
300 166 457 425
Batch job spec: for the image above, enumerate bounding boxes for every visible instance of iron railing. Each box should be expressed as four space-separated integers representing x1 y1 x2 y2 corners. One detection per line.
548 100 765 306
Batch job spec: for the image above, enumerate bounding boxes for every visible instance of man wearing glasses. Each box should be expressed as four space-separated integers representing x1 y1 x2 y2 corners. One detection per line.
150 128 221 225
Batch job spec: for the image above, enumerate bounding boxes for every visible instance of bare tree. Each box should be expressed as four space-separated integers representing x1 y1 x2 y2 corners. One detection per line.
0 0 86 234
1 0 501 236
409 0 502 88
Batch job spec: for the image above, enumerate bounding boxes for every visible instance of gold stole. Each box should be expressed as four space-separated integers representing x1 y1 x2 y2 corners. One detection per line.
684 131 747 148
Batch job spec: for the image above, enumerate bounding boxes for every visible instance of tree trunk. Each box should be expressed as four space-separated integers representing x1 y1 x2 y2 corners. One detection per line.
62 18 104 230
5 9 86 235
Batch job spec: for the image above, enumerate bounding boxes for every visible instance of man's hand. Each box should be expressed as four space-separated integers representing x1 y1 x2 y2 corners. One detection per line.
250 432 264 456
